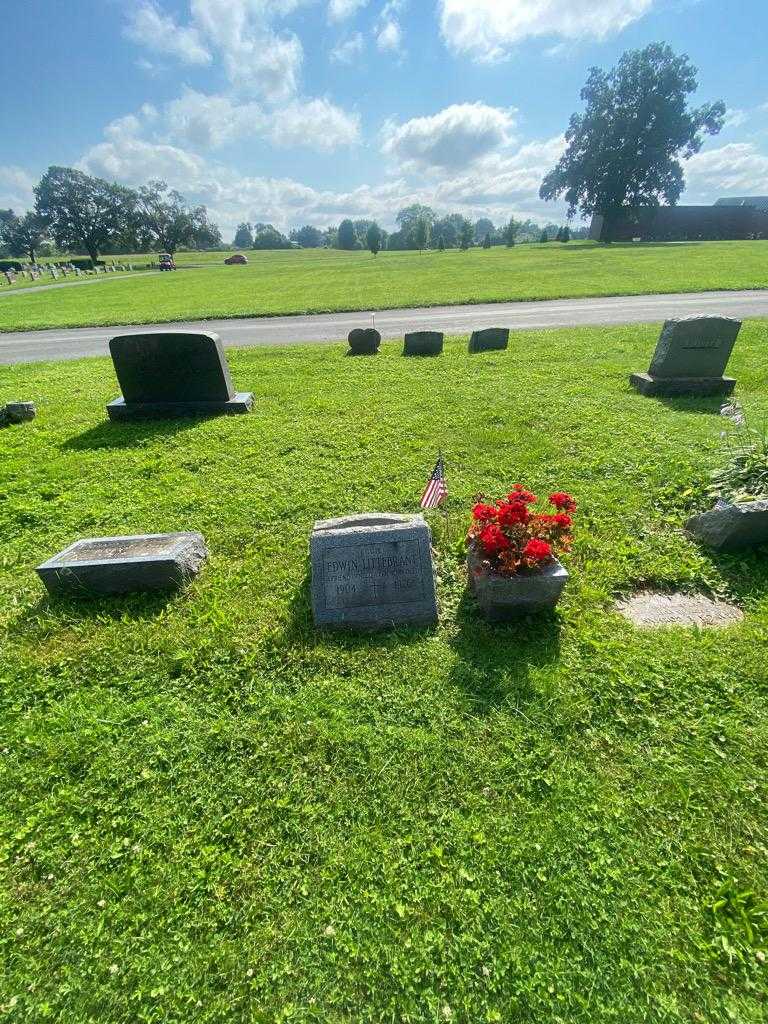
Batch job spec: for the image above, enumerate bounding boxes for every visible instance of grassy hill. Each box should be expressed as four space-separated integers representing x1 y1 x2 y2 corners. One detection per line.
0 240 766 333
1 323 767 1022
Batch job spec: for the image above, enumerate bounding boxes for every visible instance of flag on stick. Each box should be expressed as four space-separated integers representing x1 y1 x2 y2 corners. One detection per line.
420 455 448 509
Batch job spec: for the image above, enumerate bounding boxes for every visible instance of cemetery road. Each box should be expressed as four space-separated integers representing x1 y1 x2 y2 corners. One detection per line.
1 289 767 364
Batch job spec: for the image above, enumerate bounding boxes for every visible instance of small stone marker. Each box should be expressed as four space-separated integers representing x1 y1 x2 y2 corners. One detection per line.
107 331 253 420
403 331 444 356
686 499 768 551
347 328 381 355
615 590 743 629
2 401 36 424
630 316 741 396
310 513 438 630
468 327 509 353
37 532 208 597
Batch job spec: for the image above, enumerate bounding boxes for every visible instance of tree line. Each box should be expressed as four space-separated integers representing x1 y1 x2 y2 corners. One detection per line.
232 211 587 254
0 166 222 263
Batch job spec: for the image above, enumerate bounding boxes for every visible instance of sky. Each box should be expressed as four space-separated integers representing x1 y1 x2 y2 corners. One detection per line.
2 0 767 240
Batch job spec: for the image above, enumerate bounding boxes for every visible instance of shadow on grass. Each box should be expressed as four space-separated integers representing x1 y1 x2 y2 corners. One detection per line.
9 589 177 640
61 418 200 451
651 395 726 416
447 587 562 714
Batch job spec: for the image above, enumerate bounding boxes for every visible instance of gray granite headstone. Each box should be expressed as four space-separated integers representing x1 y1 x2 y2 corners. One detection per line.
468 328 509 353
107 331 253 420
686 499 768 551
310 513 438 630
630 316 741 396
404 331 444 356
36 532 207 597
347 328 381 355
2 401 36 424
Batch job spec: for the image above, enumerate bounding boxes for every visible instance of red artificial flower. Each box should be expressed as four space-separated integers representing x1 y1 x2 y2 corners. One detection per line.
472 502 497 522
548 492 577 513
496 500 530 526
523 538 553 563
552 513 572 528
508 484 537 504
479 523 511 554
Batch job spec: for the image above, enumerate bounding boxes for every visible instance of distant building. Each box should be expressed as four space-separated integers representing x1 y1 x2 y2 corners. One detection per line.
589 198 768 242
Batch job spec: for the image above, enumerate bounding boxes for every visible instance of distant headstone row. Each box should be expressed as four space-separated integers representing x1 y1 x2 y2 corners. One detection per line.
1 261 136 286
346 327 511 356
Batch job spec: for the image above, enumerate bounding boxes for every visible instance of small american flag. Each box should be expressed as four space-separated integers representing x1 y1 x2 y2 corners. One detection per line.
420 455 448 509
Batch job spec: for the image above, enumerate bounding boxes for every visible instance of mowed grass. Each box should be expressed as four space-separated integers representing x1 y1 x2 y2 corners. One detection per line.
1 240 766 333
0 269 150 294
1 324 768 1023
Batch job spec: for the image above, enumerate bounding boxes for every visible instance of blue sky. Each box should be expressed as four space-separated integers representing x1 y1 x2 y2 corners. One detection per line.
2 0 767 238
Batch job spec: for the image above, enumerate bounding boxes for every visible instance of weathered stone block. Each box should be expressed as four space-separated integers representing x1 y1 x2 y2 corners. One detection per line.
403 331 444 356
347 328 381 355
686 499 768 551
3 401 36 424
468 328 509 353
468 550 568 620
310 513 438 630
37 532 208 597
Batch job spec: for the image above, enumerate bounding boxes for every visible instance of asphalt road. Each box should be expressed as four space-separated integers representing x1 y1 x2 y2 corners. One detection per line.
1 289 767 365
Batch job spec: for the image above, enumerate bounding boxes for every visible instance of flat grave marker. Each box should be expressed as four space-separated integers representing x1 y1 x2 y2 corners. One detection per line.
37 532 208 597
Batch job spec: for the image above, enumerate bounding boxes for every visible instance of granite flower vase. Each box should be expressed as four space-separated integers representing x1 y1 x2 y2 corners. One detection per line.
468 550 569 621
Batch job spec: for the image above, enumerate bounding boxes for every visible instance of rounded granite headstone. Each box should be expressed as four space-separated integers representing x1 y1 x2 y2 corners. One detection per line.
468 328 509 353
347 328 381 356
403 331 444 356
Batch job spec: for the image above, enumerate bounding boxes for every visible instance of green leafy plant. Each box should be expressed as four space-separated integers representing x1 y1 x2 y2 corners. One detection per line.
708 419 768 504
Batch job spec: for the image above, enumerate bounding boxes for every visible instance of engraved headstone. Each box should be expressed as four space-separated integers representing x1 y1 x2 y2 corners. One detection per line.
36 532 207 597
404 331 444 356
468 327 509 353
347 328 381 355
310 513 438 630
630 316 741 396
107 331 253 420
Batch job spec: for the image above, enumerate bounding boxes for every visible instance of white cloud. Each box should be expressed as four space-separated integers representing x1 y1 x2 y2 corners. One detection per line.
331 32 365 63
376 0 405 53
439 0 655 61
328 0 369 20
0 166 36 212
270 98 361 149
164 90 266 149
382 103 516 173
124 2 211 65
684 143 768 200
723 108 748 130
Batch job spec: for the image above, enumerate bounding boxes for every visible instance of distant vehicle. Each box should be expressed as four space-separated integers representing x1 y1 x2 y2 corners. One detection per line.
158 253 176 271
225 253 248 265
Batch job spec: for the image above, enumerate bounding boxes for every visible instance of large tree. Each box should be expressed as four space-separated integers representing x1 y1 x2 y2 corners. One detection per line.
3 212 49 263
135 181 200 254
252 224 292 249
458 217 474 251
337 219 358 250
290 224 323 248
234 222 254 248
366 222 382 257
413 216 431 253
539 43 725 241
190 206 222 250
35 166 136 263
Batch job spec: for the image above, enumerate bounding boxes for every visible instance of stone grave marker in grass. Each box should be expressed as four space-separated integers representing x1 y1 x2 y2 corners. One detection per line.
347 328 381 355
686 499 768 550
403 331 444 356
630 316 741 396
310 513 438 631
37 533 207 597
107 330 254 421
468 327 509 353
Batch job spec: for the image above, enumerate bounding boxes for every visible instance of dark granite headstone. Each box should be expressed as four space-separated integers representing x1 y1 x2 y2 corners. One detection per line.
37 532 207 596
107 331 253 420
468 328 509 353
403 331 444 356
2 401 36 425
310 513 438 630
347 328 381 355
686 499 768 550
630 316 741 396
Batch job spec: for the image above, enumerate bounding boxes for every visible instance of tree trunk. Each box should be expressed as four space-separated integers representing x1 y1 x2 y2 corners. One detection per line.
86 244 99 264
28 246 35 263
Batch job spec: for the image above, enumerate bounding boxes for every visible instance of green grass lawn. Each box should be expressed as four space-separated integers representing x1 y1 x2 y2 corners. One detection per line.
0 241 766 333
1 324 767 1022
